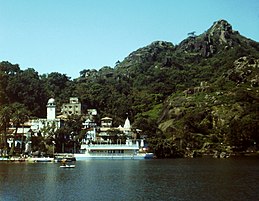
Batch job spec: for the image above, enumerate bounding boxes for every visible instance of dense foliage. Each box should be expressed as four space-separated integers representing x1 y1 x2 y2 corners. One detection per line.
1 20 259 157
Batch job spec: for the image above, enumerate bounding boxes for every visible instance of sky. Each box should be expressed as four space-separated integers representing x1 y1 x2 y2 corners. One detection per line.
1 0 259 79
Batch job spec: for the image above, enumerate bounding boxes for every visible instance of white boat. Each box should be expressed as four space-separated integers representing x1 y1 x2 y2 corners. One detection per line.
27 157 54 163
54 154 76 162
0 157 26 162
0 157 9 161
74 140 153 160
60 164 76 168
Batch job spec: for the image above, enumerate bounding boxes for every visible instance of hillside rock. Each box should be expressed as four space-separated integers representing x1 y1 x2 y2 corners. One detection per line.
208 19 234 44
117 41 175 68
227 56 259 86
176 19 247 57
157 54 259 157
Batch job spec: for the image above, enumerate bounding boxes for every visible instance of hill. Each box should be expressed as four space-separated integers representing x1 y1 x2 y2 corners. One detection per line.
1 19 259 158
112 19 259 157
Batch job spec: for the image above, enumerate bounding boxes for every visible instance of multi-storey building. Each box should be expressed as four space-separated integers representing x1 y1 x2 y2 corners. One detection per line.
61 97 82 117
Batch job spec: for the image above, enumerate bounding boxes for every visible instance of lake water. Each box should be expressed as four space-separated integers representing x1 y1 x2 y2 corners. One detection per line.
0 157 259 201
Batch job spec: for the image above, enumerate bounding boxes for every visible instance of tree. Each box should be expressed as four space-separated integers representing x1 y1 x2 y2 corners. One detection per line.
54 115 83 153
41 72 74 110
0 105 12 149
0 61 20 75
4 67 48 117
9 103 30 155
0 62 21 106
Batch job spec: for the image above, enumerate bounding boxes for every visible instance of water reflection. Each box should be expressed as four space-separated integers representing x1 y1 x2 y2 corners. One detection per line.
0 158 259 201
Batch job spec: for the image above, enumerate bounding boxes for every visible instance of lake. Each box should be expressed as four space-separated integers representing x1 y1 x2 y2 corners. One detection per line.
0 157 259 201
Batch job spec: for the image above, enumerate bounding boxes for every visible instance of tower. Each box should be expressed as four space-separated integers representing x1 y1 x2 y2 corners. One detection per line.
47 98 56 120
123 117 131 136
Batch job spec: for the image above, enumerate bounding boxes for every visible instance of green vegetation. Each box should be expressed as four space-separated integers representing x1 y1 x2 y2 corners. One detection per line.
1 19 259 157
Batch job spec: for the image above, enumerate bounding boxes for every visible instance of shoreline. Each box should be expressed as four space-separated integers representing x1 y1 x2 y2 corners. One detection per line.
1 151 259 162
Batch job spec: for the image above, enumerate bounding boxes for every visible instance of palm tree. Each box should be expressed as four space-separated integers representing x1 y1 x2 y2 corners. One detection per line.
0 105 12 151
9 103 30 156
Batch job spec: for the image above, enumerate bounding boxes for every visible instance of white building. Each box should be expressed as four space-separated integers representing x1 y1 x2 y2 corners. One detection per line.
100 117 113 131
82 118 97 141
61 97 82 117
31 98 61 136
47 98 56 120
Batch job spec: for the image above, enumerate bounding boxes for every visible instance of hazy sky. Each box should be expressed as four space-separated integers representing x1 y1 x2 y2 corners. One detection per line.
1 0 259 78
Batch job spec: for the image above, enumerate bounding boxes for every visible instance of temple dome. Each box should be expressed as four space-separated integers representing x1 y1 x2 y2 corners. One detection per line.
48 98 55 104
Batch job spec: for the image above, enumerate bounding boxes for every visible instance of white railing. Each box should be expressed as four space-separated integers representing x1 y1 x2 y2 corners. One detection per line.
81 144 139 149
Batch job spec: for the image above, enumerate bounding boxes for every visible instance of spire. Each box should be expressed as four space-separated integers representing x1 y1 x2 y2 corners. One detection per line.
123 117 131 131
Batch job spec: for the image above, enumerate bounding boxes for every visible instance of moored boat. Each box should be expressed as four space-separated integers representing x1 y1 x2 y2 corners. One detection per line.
54 154 76 163
27 157 54 163
0 157 9 161
74 139 153 160
0 157 26 162
60 164 75 168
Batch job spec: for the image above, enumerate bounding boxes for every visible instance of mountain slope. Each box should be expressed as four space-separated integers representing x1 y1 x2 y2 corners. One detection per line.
112 19 259 157
115 20 259 88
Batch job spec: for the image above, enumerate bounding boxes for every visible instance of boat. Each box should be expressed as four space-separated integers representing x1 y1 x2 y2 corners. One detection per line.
73 139 154 160
59 158 76 168
54 154 76 163
0 157 9 161
0 157 26 162
27 157 54 163
60 164 76 168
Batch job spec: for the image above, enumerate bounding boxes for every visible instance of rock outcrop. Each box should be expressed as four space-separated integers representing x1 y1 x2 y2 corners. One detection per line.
176 19 248 57
227 56 259 86
118 41 175 68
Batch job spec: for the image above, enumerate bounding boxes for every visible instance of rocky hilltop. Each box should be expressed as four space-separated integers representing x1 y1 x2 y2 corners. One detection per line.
177 19 243 57
114 19 259 158
116 19 259 76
